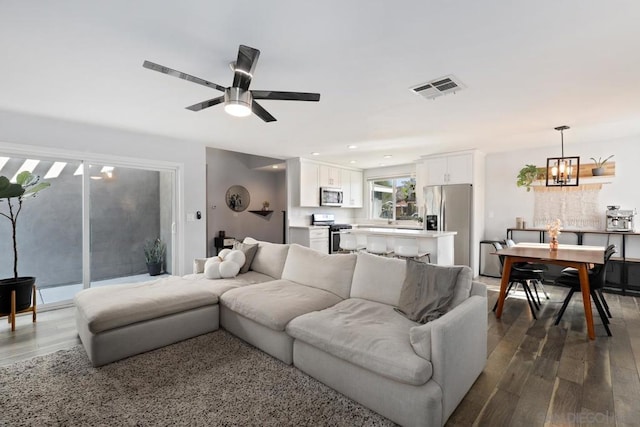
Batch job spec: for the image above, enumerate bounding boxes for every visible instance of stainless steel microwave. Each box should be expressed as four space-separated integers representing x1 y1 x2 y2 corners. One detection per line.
320 187 343 206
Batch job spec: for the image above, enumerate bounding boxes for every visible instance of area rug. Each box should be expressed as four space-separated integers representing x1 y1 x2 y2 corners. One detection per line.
0 330 395 426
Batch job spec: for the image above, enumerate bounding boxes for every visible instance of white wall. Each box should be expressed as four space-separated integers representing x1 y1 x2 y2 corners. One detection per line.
0 109 207 275
484 136 640 241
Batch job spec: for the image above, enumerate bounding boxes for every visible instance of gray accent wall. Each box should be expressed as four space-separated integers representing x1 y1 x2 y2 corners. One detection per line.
206 148 286 254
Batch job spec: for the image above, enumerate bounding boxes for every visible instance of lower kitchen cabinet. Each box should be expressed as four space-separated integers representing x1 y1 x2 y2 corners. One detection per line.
288 227 329 254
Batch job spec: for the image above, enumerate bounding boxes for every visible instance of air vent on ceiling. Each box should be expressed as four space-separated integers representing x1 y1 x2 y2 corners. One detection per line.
410 75 465 100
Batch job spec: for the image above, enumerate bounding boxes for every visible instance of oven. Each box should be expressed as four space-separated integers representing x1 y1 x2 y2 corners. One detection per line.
312 214 351 253
330 224 352 253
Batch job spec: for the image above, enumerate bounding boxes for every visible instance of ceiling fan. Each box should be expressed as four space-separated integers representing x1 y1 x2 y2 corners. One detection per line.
143 45 320 122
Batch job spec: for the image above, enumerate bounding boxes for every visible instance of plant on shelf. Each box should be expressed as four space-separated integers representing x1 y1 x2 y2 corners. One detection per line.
144 238 166 276
0 172 50 313
589 155 614 176
516 164 541 192
262 200 270 211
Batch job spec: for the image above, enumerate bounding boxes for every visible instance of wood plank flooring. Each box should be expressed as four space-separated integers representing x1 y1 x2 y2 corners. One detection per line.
2 278 640 426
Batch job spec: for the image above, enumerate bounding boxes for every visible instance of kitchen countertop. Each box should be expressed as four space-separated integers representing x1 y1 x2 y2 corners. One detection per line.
345 228 457 237
289 225 330 229
354 223 424 230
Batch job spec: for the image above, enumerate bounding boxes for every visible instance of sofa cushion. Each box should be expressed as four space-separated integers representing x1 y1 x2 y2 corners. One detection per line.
220 279 342 331
350 251 406 305
287 298 433 386
243 238 289 279
396 260 463 324
450 265 473 309
281 244 357 299
74 276 220 334
233 241 259 274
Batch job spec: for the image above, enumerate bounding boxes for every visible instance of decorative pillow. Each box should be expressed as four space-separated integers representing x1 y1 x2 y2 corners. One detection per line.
203 250 246 279
395 259 463 324
233 241 259 274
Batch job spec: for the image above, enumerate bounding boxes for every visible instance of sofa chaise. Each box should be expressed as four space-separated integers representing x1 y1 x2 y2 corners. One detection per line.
74 239 487 426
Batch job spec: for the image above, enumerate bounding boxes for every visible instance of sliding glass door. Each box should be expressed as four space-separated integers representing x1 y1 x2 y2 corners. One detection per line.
0 152 176 306
89 164 174 287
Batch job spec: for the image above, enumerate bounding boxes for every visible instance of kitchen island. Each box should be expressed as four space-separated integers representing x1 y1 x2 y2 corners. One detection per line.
343 228 457 265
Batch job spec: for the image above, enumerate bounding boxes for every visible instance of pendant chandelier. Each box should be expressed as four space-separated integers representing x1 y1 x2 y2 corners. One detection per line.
546 125 580 187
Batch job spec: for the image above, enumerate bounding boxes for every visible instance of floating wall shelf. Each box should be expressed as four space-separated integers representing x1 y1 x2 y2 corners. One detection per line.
249 210 273 217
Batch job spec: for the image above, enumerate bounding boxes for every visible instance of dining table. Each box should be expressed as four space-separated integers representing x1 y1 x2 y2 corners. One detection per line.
494 242 606 340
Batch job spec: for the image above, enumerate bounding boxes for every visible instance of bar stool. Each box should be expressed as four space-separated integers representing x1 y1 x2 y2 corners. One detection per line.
339 233 364 253
393 237 430 263
366 235 393 256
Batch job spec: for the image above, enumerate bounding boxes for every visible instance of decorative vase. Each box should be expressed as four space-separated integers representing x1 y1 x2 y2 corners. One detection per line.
592 167 605 176
549 237 559 251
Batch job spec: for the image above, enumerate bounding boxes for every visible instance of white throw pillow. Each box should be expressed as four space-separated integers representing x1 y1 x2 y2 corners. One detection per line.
204 257 222 279
219 260 241 278
203 250 245 279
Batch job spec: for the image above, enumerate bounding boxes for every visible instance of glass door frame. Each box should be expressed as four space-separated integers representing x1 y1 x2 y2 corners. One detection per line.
0 141 181 309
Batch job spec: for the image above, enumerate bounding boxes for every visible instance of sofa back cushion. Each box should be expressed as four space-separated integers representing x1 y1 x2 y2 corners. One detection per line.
450 265 473 308
281 244 357 299
350 251 406 306
243 238 289 279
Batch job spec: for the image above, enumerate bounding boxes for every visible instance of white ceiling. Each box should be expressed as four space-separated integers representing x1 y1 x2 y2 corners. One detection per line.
2 1 640 169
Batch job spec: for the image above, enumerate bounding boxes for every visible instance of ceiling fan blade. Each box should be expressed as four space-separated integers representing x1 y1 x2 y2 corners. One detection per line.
186 96 225 112
232 45 260 91
143 60 226 92
251 101 276 122
251 90 320 102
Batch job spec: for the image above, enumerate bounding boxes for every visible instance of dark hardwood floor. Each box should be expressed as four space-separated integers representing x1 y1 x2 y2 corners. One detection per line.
2 278 639 426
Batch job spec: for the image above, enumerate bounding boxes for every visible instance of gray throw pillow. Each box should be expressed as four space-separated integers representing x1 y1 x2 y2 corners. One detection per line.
233 241 259 274
395 259 463 324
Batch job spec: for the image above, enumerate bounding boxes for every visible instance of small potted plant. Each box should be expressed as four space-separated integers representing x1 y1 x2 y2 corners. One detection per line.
144 238 166 276
0 172 50 313
590 155 614 176
516 164 541 192
262 200 270 211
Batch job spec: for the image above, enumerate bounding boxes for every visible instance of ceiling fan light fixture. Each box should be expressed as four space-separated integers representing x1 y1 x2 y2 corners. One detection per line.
224 87 252 117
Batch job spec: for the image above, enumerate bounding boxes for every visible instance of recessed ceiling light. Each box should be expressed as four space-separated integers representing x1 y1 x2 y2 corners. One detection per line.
383 155 392 159
272 165 279 169
311 152 320 156
347 145 357 149
349 160 356 164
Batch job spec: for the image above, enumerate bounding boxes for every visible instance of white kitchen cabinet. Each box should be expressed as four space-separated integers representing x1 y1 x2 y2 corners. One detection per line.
341 168 363 208
288 227 329 253
425 153 472 185
300 161 320 207
319 164 342 188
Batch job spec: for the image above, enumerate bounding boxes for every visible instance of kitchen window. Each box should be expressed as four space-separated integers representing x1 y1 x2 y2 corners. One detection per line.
369 176 417 221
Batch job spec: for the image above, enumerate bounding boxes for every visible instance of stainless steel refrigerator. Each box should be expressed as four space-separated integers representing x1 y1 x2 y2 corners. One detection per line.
424 184 472 266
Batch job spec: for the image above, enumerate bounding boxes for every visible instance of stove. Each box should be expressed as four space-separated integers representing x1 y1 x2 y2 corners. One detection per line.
312 214 352 253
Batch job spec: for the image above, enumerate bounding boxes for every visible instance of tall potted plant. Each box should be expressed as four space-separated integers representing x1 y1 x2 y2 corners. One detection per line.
0 172 50 313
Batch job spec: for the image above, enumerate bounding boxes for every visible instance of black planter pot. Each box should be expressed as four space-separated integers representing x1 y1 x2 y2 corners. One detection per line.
0 277 35 313
146 262 163 276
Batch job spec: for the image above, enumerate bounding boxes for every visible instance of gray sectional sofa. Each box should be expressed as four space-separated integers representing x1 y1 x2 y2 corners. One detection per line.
74 238 487 427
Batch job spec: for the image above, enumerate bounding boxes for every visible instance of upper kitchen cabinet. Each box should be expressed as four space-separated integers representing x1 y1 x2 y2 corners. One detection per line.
341 168 364 208
424 153 473 185
289 158 363 208
300 160 320 207
319 164 342 188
